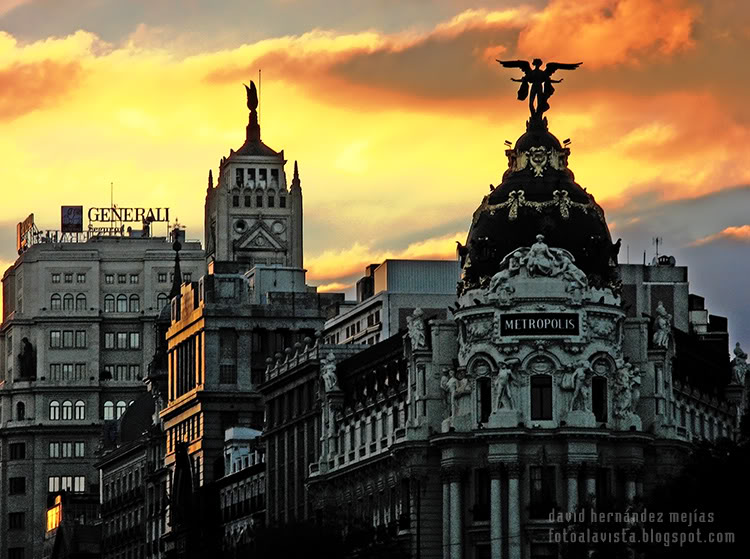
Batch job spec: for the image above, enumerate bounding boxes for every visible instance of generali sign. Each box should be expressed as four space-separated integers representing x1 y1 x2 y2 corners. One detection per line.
87 207 170 223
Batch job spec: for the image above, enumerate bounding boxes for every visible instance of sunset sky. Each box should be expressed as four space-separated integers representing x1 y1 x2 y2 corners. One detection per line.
1 0 749 342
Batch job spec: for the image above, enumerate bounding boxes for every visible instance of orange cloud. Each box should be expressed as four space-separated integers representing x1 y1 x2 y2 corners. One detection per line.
0 59 84 120
518 0 699 68
691 225 750 246
305 231 464 283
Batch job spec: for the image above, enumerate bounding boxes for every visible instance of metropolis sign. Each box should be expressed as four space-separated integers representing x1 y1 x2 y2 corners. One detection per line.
499 313 579 336
87 207 170 223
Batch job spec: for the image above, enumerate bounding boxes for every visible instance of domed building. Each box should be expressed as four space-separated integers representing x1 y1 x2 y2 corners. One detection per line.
294 111 746 559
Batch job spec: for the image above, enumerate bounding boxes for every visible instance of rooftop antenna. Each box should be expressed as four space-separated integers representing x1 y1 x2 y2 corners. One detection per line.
652 236 663 258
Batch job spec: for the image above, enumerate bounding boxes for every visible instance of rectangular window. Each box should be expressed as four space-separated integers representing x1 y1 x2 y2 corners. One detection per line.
158 272 167 283
235 168 244 186
51 273 61 283
530 376 553 420
49 363 61 380
49 442 60 457
8 549 25 559
104 332 115 349
117 332 128 349
279 196 286 208
76 273 86 283
62 442 73 458
64 273 73 283
74 476 85 492
62 364 73 380
105 274 114 284
9 512 25 530
9 477 26 495
256 195 263 207
129 274 139 284
9 442 25 460
529 466 556 519
50 330 61 348
102 365 114 380
75 363 86 379
60 476 73 492
244 196 252 207
473 469 490 521
117 274 126 284
75 330 87 348
184 272 192 282
592 377 608 422
129 332 141 349
74 442 85 457
267 195 275 208
48 476 60 493
233 195 240 207
129 365 141 380
62 330 74 348
116 364 128 381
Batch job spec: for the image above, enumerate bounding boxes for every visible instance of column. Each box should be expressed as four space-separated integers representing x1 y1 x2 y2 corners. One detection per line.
442 473 451 559
489 463 503 559
447 467 464 559
625 466 640 502
565 463 579 513
584 463 596 510
506 463 523 559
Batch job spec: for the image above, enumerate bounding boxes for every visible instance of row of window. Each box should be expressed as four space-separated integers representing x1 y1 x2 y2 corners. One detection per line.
51 272 192 285
102 364 142 381
49 293 87 311
49 363 87 381
49 400 86 420
50 330 87 349
103 294 140 313
49 441 85 458
48 475 86 493
104 331 141 350
231 194 286 209
51 273 86 284
103 400 131 420
235 167 279 186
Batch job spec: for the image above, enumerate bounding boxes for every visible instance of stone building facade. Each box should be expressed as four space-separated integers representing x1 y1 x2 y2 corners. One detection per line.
0 232 203 559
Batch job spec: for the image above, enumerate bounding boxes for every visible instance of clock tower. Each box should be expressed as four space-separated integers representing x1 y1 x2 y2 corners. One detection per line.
204 81 303 270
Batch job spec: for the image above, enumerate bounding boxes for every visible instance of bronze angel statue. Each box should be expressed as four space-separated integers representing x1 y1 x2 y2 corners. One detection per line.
497 58 582 117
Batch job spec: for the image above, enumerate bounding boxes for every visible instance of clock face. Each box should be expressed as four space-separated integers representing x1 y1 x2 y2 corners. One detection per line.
234 220 247 233
272 221 285 234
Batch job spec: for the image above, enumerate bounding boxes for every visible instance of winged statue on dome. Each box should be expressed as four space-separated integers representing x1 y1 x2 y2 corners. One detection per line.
497 59 582 117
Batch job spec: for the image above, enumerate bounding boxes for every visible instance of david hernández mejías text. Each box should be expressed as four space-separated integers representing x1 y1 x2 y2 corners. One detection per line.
549 509 715 527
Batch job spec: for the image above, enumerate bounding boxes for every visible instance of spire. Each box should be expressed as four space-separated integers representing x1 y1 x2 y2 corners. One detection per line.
207 169 213 191
244 81 260 143
169 239 182 299
291 160 301 192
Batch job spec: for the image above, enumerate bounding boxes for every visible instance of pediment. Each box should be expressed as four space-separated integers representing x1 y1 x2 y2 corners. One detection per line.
234 222 285 251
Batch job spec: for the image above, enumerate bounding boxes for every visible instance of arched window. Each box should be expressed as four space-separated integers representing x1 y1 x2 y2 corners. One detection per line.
104 401 114 420
530 375 552 420
62 400 73 420
16 401 25 421
128 294 140 313
75 294 87 310
50 294 62 310
116 401 127 419
116 295 128 313
75 400 85 420
63 293 74 311
49 400 60 420
104 294 115 312
157 293 169 309
592 377 607 422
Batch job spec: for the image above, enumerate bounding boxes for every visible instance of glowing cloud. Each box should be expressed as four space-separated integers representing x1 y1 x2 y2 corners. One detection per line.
691 225 750 247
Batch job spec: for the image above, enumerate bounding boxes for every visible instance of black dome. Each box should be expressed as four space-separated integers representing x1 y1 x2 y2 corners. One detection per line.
460 116 619 292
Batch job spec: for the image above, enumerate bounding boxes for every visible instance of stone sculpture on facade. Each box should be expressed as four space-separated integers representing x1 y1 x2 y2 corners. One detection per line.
568 360 593 412
731 342 748 385
17 337 36 379
494 361 518 410
440 368 471 425
496 59 583 118
614 359 642 427
524 234 557 276
321 352 340 392
652 301 672 348
406 307 427 350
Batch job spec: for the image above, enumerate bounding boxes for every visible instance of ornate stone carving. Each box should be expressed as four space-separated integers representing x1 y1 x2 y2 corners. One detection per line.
466 318 493 342
566 360 593 412
652 301 672 348
588 316 615 339
731 342 748 385
321 352 340 392
495 360 519 411
440 368 471 422
528 146 550 177
614 359 641 418
406 308 427 350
